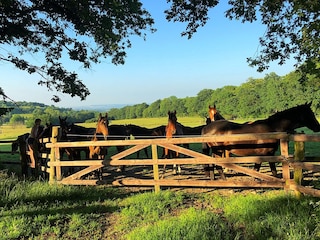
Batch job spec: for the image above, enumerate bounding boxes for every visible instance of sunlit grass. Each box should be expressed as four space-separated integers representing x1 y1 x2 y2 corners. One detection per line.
0 174 123 239
0 124 30 140
0 171 320 239
80 116 206 129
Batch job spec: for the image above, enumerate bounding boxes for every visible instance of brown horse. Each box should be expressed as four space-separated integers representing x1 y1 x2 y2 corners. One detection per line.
89 113 109 160
201 102 320 179
208 104 225 122
204 104 226 176
163 110 184 175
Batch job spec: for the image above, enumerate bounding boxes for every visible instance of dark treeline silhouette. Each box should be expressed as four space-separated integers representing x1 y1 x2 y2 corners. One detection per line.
1 71 319 125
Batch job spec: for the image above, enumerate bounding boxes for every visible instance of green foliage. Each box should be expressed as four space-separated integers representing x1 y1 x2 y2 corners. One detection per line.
225 0 320 78
0 0 155 101
8 114 25 125
108 71 320 120
0 175 124 239
0 69 319 124
2 1 320 104
118 191 185 232
127 208 238 240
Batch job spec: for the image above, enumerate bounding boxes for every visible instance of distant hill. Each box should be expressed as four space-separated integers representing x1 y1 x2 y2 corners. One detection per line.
72 104 129 111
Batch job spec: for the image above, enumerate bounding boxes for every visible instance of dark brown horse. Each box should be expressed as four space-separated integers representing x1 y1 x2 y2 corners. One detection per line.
201 102 320 179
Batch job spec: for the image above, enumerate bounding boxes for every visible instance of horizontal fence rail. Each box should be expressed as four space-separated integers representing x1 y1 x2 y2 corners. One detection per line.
43 127 320 197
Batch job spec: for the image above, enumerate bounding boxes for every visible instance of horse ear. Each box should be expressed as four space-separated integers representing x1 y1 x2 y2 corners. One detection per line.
168 111 170 115
99 113 102 119
208 105 211 109
174 110 176 114
105 112 108 118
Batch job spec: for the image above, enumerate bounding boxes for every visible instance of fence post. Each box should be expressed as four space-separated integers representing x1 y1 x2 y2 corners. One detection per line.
280 137 290 191
49 126 58 184
18 137 28 176
293 141 305 199
152 144 160 192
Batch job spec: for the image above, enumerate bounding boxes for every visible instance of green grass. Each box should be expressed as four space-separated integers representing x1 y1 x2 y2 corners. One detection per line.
1 173 319 240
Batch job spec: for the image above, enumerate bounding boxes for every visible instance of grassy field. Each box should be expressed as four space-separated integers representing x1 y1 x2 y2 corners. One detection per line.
0 174 320 240
0 118 320 239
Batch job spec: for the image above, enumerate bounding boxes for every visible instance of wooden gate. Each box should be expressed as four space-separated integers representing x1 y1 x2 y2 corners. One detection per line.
45 126 320 197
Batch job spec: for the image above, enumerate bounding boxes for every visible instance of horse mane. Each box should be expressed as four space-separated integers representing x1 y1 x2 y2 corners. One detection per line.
267 103 310 121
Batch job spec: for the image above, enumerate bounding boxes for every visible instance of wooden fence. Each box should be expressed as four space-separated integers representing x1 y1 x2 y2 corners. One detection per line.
1 136 52 177
44 126 320 197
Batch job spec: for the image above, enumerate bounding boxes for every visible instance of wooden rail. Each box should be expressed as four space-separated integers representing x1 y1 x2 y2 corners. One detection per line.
44 126 320 197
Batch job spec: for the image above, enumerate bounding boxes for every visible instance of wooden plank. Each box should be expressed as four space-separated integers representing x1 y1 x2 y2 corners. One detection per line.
46 132 290 148
280 139 290 191
289 162 320 172
109 156 284 166
112 178 285 188
62 165 103 180
152 144 160 192
289 183 320 198
49 126 58 183
289 134 320 142
60 179 99 185
293 141 304 198
48 160 104 167
111 144 150 160
216 163 284 182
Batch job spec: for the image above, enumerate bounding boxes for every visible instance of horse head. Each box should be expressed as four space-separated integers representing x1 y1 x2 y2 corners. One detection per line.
208 104 225 121
297 102 320 132
96 112 109 139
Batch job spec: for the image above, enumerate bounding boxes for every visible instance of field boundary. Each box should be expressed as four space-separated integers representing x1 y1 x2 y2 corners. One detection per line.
41 127 320 197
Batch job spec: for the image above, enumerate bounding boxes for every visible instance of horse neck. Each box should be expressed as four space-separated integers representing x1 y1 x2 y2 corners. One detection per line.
215 112 225 121
96 124 108 138
255 117 298 132
166 120 176 137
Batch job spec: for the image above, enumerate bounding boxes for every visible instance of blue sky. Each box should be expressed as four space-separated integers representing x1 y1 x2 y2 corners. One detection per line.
1 1 296 108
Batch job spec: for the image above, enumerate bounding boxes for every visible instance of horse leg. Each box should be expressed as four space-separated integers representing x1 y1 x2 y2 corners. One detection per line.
211 147 226 180
202 143 212 177
253 163 261 172
269 162 277 177
213 153 226 180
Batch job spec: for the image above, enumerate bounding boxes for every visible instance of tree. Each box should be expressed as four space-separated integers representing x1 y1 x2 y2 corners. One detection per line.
9 114 25 125
223 0 320 77
2 0 319 103
1 0 155 102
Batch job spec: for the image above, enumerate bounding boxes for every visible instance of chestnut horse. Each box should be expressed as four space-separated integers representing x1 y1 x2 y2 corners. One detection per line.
204 104 226 176
201 102 320 179
163 110 184 175
89 113 109 159
208 104 225 122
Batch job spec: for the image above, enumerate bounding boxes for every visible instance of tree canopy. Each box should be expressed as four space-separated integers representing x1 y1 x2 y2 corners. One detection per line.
1 0 319 103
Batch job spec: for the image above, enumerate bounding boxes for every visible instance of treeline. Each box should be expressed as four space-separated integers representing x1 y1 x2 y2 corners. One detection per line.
108 71 320 120
1 71 319 126
0 102 98 127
